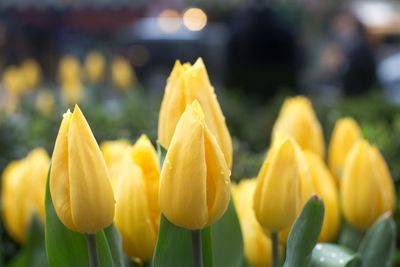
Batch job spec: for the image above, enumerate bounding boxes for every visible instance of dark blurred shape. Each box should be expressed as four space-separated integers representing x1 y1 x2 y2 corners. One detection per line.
333 11 376 95
227 5 300 101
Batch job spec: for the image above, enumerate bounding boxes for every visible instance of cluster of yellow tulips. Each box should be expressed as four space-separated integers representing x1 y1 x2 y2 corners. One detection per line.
0 51 135 113
1 57 396 267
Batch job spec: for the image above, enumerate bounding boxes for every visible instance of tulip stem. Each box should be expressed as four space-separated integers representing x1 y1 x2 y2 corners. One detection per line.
86 234 100 267
271 232 279 267
191 230 203 267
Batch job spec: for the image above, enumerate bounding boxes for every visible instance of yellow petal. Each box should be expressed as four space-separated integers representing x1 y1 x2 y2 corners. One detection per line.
272 96 324 157
159 102 208 229
114 161 157 261
328 117 361 180
253 138 301 232
68 105 115 233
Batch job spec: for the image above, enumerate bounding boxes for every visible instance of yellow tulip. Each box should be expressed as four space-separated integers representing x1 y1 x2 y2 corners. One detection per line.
114 155 158 261
100 139 130 182
2 66 26 95
61 78 84 105
2 148 50 243
159 100 231 229
131 135 160 227
328 117 362 180
21 58 42 89
233 179 282 267
341 140 396 230
158 58 232 168
272 96 325 158
84 51 105 84
304 151 340 241
112 56 135 90
59 55 81 83
50 105 115 233
35 89 55 116
253 137 301 232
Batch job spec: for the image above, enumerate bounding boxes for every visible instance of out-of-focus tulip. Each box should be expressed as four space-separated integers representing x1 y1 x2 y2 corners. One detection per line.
84 51 105 84
2 148 50 243
61 79 83 105
21 58 42 89
50 105 115 233
233 179 282 267
2 66 25 95
304 151 340 241
159 101 231 229
35 89 55 116
114 156 158 262
100 139 130 183
158 58 232 167
112 56 135 90
341 140 396 230
272 96 325 158
131 135 160 227
328 117 362 180
59 55 81 83
253 137 301 232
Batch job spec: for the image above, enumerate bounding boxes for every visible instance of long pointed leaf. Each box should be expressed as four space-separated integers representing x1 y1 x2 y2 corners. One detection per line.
311 243 359 267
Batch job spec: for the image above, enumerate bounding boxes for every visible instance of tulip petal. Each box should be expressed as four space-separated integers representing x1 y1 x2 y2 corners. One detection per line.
159 103 208 229
50 110 77 231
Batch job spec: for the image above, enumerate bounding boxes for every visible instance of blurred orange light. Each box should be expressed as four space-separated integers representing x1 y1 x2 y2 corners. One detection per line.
183 8 207 31
158 9 181 33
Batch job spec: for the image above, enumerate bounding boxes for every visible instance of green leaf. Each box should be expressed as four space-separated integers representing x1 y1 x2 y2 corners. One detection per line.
211 198 243 267
45 167 123 267
358 213 396 267
7 215 48 267
151 215 192 267
311 243 359 267
283 196 325 267
45 168 89 267
338 223 364 251
103 225 125 267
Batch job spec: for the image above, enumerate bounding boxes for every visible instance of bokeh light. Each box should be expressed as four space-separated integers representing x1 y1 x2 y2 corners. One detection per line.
158 9 181 33
183 8 207 31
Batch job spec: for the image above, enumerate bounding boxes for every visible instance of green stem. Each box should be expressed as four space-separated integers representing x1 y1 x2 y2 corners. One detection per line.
191 230 203 267
271 232 280 267
86 234 100 267
201 227 214 267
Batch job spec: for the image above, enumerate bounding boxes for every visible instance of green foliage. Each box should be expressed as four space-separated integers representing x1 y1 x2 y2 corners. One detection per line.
310 244 359 267
283 196 325 267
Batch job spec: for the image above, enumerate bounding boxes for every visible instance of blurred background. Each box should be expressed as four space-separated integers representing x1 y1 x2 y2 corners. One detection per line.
2 0 400 264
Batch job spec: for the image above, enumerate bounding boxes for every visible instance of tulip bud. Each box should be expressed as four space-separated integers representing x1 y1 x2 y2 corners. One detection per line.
304 151 340 241
232 179 282 267
84 51 105 84
253 137 301 232
159 100 231 229
272 96 325 158
328 117 362 180
158 58 232 167
341 140 396 230
114 155 158 261
112 57 135 90
50 105 115 233
2 148 50 243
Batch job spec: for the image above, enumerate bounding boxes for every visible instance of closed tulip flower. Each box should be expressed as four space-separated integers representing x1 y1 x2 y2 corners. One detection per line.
272 96 325 158
328 117 362 180
84 51 105 84
114 155 158 262
50 105 115 233
158 58 232 167
341 140 396 230
159 100 231 229
112 56 135 90
304 151 340 241
2 148 50 243
253 137 301 232
233 179 282 267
